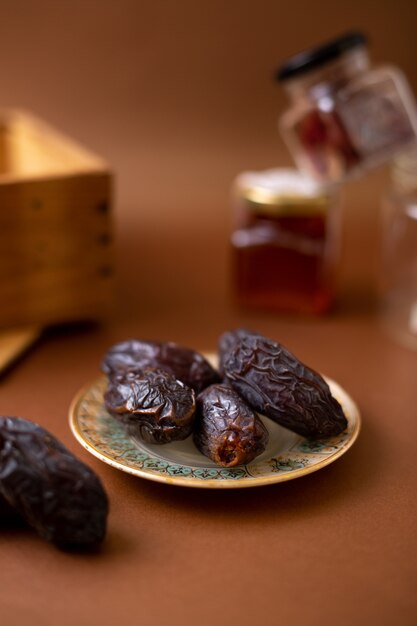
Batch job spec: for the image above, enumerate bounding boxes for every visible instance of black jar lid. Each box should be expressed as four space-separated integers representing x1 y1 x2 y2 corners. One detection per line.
276 31 368 82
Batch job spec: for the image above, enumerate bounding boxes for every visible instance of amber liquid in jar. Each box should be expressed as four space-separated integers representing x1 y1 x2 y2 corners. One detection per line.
231 169 338 315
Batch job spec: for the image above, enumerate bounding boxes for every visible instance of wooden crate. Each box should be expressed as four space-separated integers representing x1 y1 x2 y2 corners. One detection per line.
0 110 114 329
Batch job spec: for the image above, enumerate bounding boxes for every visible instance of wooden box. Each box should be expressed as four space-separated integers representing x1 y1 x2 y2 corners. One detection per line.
0 110 113 330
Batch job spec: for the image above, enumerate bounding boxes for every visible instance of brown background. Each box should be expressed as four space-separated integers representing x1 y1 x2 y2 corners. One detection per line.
1 2 417 625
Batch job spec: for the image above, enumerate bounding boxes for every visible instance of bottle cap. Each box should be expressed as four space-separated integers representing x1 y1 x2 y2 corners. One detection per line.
235 168 331 215
276 31 368 82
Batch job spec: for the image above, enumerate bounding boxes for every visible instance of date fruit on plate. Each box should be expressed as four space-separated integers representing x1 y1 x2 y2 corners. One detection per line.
104 367 196 444
220 329 348 438
102 339 220 393
0 416 108 549
194 384 269 467
218 328 257 375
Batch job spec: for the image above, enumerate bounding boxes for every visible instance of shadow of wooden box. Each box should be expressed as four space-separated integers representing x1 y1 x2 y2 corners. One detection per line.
0 110 114 331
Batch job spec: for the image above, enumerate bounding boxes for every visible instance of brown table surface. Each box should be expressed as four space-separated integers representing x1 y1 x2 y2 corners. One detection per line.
1 203 417 626
1 2 417 624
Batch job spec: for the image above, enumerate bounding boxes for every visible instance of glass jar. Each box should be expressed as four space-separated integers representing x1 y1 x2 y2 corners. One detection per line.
276 32 417 185
380 146 417 349
231 168 341 315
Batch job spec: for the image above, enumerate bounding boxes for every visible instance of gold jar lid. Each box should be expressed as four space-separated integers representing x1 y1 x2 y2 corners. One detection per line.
234 168 332 216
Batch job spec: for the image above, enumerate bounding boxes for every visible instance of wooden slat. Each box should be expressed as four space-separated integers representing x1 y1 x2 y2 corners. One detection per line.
0 174 111 226
0 326 42 375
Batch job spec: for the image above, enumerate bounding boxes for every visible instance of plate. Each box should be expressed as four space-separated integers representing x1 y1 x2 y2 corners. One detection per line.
69 370 361 489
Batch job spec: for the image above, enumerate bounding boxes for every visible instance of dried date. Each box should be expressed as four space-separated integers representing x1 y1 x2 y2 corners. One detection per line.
0 416 108 549
193 384 268 467
0 493 21 523
218 328 257 375
221 330 347 438
104 367 196 444
102 339 220 393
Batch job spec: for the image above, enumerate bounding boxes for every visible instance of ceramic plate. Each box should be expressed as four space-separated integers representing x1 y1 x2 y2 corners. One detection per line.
69 368 360 489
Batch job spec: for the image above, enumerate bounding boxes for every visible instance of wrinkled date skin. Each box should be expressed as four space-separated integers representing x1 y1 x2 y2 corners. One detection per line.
218 328 257 375
221 330 348 438
102 339 220 393
0 416 108 549
104 368 196 444
193 384 268 467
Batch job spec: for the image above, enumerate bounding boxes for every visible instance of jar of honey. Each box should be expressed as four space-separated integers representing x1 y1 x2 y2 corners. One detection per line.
231 168 340 315
379 146 417 349
276 32 417 185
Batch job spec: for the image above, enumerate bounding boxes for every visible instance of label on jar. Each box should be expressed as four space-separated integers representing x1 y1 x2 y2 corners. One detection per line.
338 77 415 157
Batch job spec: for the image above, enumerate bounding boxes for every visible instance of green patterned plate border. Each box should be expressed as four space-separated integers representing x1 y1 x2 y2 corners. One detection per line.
69 373 360 489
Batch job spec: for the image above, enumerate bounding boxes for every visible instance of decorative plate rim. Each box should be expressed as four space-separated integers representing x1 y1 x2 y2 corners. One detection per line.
69 371 361 489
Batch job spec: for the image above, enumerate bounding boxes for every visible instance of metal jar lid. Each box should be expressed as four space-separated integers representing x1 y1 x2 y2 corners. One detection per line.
276 31 368 82
234 168 332 215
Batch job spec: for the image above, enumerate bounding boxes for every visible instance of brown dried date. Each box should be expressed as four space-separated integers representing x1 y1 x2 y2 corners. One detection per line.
218 328 257 375
193 384 268 467
102 339 220 393
221 330 348 438
0 416 108 549
104 367 196 444
0 493 20 523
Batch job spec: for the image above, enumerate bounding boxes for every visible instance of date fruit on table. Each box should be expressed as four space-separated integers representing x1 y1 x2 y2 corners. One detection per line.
0 416 108 549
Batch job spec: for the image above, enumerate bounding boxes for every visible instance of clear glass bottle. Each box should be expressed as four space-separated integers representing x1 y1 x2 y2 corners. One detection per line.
231 168 341 315
276 32 417 185
380 146 417 349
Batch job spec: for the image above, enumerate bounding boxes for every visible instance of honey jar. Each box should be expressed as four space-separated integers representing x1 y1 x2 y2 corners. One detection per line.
276 32 417 185
231 168 340 314
380 146 417 349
